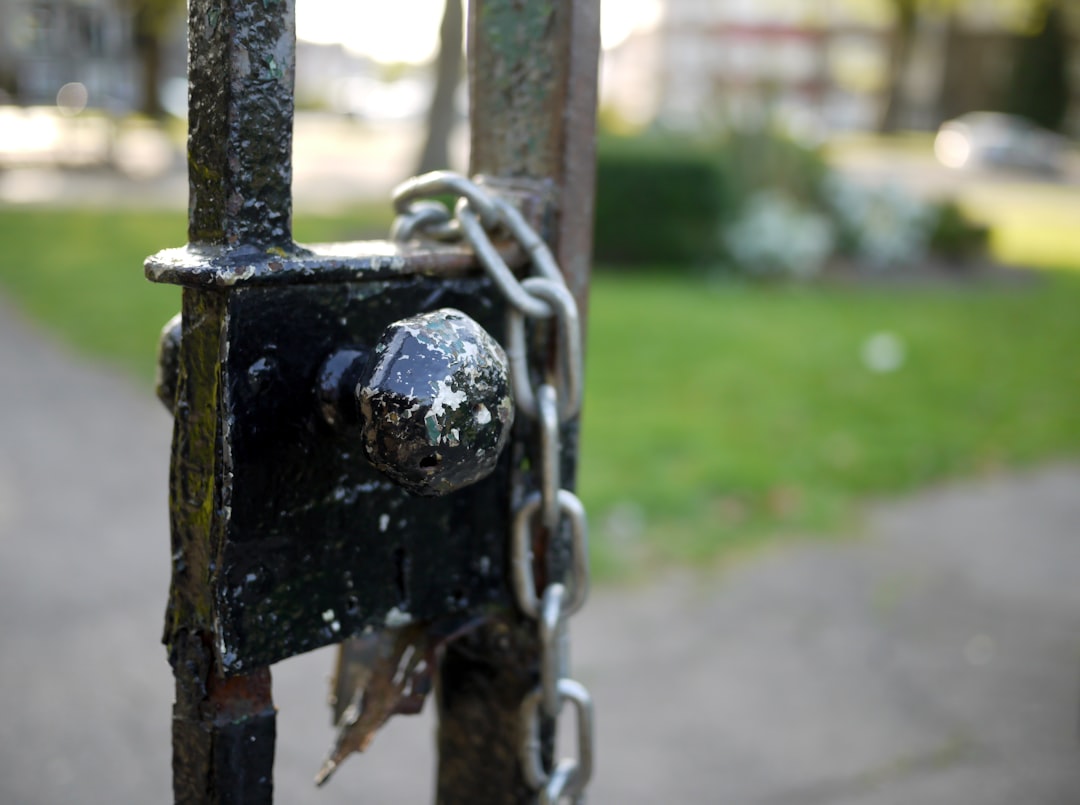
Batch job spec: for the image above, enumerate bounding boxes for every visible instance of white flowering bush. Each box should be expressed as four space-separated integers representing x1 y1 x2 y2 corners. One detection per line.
722 189 835 280
707 126 986 280
822 174 937 271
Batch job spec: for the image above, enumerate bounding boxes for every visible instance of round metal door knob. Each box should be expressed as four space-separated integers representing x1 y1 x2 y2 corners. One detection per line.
356 308 514 496
156 312 183 413
160 306 517 497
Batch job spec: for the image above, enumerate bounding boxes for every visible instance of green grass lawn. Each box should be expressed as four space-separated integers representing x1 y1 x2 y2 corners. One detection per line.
0 206 391 380
2 207 1078 578
581 272 1080 576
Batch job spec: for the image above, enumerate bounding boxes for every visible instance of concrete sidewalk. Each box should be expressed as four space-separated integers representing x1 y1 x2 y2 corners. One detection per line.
1 296 1079 804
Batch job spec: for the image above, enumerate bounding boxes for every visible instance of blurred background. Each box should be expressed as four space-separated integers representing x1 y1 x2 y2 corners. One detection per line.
2 0 1078 564
1 1 1079 803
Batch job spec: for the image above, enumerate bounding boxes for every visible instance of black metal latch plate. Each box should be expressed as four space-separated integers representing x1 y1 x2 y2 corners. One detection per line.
156 247 516 674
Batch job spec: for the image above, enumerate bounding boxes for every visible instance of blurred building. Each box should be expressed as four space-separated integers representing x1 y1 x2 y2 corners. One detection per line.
0 0 139 109
616 0 891 133
600 0 1079 136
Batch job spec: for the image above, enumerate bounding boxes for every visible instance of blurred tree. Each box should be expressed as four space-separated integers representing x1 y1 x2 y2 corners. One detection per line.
936 7 997 121
416 0 463 173
124 0 184 118
877 0 1065 131
0 66 16 104
879 0 918 132
1006 0 1071 130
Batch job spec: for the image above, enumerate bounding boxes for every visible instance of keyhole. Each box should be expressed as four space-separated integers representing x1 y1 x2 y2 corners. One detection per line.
393 546 410 606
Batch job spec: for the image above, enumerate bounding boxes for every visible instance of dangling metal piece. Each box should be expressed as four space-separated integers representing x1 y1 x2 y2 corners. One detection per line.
317 614 484 786
316 624 432 786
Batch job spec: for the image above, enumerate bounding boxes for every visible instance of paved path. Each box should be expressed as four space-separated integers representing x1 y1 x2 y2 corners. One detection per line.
1 297 1079 804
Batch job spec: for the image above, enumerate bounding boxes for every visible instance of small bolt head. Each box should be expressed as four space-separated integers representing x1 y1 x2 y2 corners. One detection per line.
156 312 183 413
358 309 514 496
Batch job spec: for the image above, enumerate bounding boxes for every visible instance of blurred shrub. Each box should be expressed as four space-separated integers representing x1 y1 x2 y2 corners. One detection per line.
594 128 990 277
594 128 829 268
593 134 724 265
722 189 834 279
717 127 828 214
928 199 990 261
823 175 935 271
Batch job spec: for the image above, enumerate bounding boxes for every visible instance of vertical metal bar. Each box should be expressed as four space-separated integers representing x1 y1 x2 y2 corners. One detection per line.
168 288 278 803
187 0 295 249
436 3 599 804
169 0 296 799
467 0 600 314
171 633 276 804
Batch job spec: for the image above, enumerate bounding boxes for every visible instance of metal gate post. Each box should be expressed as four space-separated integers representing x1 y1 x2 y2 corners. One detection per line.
436 4 600 804
469 0 600 315
151 1 599 802
168 0 294 801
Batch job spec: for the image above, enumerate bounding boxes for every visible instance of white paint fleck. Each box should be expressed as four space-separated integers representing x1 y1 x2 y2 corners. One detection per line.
330 620 341 633
216 624 240 669
430 379 467 417
474 404 491 425
322 609 335 623
379 513 390 532
245 572 257 583
385 606 412 627
219 264 256 286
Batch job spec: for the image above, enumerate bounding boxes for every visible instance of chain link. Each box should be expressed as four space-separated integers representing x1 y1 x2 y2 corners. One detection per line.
537 385 561 532
511 490 589 620
389 199 457 242
509 278 583 420
391 171 594 803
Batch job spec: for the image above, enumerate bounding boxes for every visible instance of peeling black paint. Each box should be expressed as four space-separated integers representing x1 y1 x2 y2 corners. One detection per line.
160 275 515 674
153 0 597 800
187 0 295 248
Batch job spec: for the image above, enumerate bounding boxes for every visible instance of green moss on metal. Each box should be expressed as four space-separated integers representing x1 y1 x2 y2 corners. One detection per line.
479 1 554 61
164 289 228 650
470 0 561 178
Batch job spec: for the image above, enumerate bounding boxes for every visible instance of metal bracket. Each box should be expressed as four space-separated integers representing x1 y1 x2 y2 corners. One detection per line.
149 241 525 672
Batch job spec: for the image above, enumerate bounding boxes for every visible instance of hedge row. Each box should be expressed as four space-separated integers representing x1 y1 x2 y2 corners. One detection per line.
593 135 724 266
592 132 989 269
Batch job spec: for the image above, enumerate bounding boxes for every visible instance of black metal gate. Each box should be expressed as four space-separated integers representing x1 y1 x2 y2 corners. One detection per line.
146 2 600 802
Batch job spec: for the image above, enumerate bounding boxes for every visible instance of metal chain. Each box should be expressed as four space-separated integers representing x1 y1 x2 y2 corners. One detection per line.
391 171 595 804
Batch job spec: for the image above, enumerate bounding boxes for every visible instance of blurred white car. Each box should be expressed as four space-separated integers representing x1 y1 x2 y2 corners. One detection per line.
934 112 1067 176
